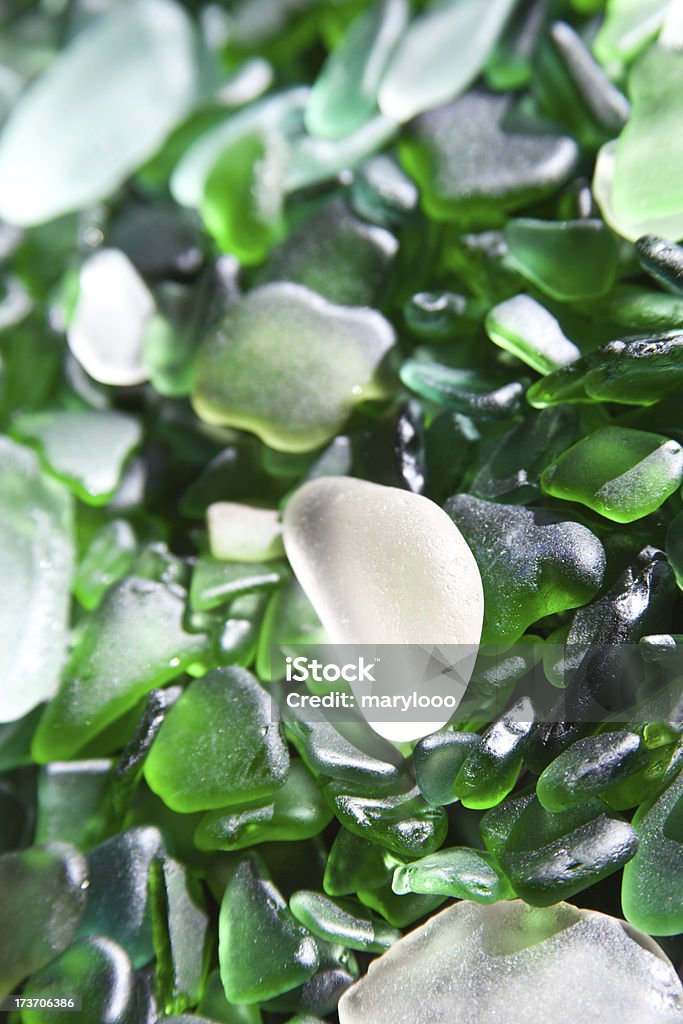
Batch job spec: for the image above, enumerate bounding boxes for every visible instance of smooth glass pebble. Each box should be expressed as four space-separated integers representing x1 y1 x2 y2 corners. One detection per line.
323 830 394 897
636 234 683 295
144 667 289 813
194 760 332 851
445 494 605 645
150 856 210 1015
35 760 113 850
378 0 516 122
32 577 208 762
503 218 618 301
413 730 479 805
540 426 683 523
350 154 418 229
325 783 448 857
585 284 683 332
392 846 513 903
485 293 580 374
400 361 526 420
401 90 578 223
537 731 647 812
0 841 88 996
198 970 262 1024
67 249 155 386
283 477 484 741
0 0 200 226
357 885 445 929
453 697 536 809
262 937 357 1017
12 409 142 505
21 937 136 1024
289 890 400 952
337 899 683 1024
207 503 284 562
192 284 395 453
219 858 319 1004
74 520 137 611
190 556 284 611
306 0 408 140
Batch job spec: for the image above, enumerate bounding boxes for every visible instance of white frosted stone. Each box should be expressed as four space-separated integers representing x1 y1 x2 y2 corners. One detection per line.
208 503 285 562
338 899 683 1024
67 249 155 386
283 477 484 741
0 0 200 227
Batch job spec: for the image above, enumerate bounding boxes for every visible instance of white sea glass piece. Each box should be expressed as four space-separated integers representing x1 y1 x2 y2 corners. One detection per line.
208 503 285 562
338 899 683 1024
283 476 484 742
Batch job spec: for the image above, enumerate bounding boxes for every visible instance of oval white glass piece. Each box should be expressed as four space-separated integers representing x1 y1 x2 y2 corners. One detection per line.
208 503 285 562
282 476 484 741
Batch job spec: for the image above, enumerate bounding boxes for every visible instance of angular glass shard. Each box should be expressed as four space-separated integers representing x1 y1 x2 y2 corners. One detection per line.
35 760 113 850
290 890 399 952
219 858 319 1004
392 846 513 902
445 494 605 644
537 731 647 811
337 900 683 1024
485 294 580 375
67 249 155 386
150 856 210 1016
12 409 142 505
207 504 284 562
400 361 526 420
400 90 578 224
325 783 448 857
503 218 618 301
0 0 200 226
306 0 408 140
378 0 516 122
636 235 683 295
192 284 395 454
0 841 88 996
0 436 74 724
540 426 683 523
32 576 208 762
144 666 289 813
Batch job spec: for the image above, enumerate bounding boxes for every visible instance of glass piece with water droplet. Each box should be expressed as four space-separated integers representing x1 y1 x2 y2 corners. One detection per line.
12 409 142 505
485 293 580 375
219 858 319 1005
32 576 208 762
503 218 618 301
290 890 399 952
392 846 513 902
0 0 200 227
0 436 74 724
0 841 88 995
636 235 683 295
150 856 210 1015
35 760 113 850
337 899 683 1024
540 426 683 523
351 154 418 229
325 783 448 858
414 730 479 805
400 360 526 421
67 249 155 386
192 284 395 453
537 731 647 812
453 698 536 809
207 503 284 562
74 520 136 611
323 830 393 897
195 760 331 851
378 0 516 122
445 494 605 645
144 667 288 813
306 0 408 140
622 764 683 935
21 937 136 1024
257 198 397 308
400 90 578 224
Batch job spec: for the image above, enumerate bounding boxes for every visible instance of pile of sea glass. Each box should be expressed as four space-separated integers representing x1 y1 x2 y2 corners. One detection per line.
0 0 682 1021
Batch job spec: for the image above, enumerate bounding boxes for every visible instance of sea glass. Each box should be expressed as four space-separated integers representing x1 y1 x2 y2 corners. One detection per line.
636 235 683 295
325 783 448 858
207 504 284 562
503 218 618 301
485 293 580 374
392 847 512 903
413 730 480 805
150 856 210 1015
74 520 137 611
289 890 399 952
537 731 647 812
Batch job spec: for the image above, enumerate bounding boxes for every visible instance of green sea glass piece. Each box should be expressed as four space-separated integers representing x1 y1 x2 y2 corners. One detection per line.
0 0 200 226
392 846 513 902
400 361 525 420
400 90 578 224
480 787 539 856
76 826 163 968
207 503 284 562
0 842 88 996
144 667 289 813
306 0 408 140
622 766 683 936
192 283 395 453
583 284 683 331
356 885 445 928
150 856 210 1016
404 291 481 340
195 760 331 851
498 797 640 905
0 436 74 724
445 494 605 644
323 830 394 897
593 0 670 68
284 114 397 193
21 937 136 1024
198 970 262 1024
485 0 547 91
32 576 208 762
219 858 319 1004
378 0 516 122
537 731 647 812
636 235 683 295
256 198 397 307
503 218 618 301
290 890 399 952
351 154 418 228
74 520 136 611
262 937 357 1017
540 426 683 523
667 510 683 591
12 409 142 505
325 783 448 858
35 760 114 850
453 698 536 809
485 294 580 374
413 730 480 806
190 556 284 612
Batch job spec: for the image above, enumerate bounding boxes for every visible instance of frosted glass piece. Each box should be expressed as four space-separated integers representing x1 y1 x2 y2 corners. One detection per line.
338 899 683 1024
208 503 285 562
